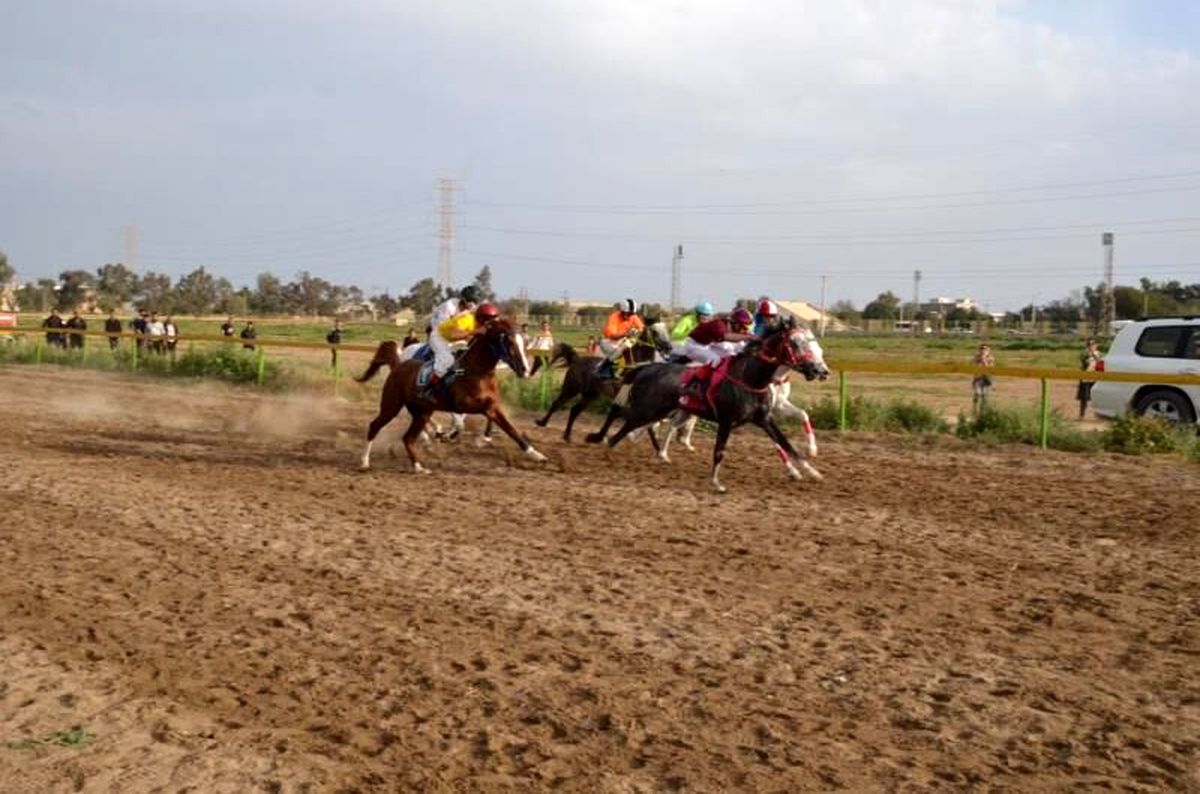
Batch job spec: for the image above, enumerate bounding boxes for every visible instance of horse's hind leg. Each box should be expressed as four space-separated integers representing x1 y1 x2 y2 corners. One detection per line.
403 410 435 473
537 377 579 428
562 394 593 442
585 403 622 444
678 414 698 451
658 410 690 463
362 403 403 471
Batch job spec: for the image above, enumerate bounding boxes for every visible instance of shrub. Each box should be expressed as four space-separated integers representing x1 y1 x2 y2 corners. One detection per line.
798 396 947 434
1101 415 1184 455
955 404 1100 452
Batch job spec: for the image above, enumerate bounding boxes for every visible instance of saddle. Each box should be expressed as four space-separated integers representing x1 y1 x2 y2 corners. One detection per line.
678 358 733 416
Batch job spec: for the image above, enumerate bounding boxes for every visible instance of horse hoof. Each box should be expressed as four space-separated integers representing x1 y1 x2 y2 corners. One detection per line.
525 447 548 462
535 418 548 427
682 443 696 453
801 462 824 481
657 455 671 465
584 434 603 444
712 484 727 494
413 462 432 475
358 463 370 472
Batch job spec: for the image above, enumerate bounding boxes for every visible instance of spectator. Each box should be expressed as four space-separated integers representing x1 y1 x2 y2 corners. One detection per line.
240 320 258 350
66 310 87 350
1077 338 1102 419
529 319 555 352
326 319 342 367
585 335 600 356
131 311 149 352
401 327 420 348
42 309 66 348
146 312 166 354
220 315 236 337
164 316 179 359
971 343 995 414
104 310 122 350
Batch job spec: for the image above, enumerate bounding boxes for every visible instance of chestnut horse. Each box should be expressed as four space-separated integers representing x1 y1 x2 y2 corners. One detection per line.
355 319 547 472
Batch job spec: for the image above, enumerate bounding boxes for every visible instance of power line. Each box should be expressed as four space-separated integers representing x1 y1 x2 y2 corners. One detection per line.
462 168 1200 214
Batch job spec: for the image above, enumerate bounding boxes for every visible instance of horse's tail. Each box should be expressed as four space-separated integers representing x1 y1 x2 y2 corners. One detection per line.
550 341 578 367
355 340 402 383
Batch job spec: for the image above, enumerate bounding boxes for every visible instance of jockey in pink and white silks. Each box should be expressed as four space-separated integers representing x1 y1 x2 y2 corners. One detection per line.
681 308 756 366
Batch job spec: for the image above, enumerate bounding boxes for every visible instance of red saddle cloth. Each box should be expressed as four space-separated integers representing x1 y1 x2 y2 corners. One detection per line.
678 357 732 416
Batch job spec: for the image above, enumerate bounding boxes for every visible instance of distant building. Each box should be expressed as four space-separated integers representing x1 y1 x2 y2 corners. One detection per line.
919 296 976 317
774 300 847 333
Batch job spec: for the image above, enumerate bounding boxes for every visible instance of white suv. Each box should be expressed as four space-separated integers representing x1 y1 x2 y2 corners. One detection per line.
1091 318 1200 423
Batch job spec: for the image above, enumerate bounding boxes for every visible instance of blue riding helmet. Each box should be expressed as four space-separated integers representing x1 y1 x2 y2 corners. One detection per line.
694 301 714 317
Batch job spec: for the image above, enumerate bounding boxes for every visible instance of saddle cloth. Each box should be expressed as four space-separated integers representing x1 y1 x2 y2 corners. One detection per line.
678 357 733 416
417 360 460 390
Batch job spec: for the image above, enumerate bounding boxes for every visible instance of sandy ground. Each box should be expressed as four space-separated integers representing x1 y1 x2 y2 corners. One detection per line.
1 365 1198 793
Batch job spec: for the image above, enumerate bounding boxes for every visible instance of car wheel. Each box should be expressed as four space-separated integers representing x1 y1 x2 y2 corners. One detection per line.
1134 390 1196 424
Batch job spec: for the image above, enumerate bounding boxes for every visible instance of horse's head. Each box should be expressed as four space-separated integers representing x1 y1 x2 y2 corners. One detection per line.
644 320 674 358
480 318 532 378
762 325 830 381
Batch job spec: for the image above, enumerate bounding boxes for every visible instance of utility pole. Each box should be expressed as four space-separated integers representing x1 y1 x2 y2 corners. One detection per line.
670 244 683 313
913 269 922 314
1101 232 1115 334
437 177 456 288
123 224 139 272
818 274 828 337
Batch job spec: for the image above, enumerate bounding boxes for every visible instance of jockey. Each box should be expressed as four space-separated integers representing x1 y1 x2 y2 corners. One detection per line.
753 298 781 336
670 301 714 351
598 298 644 374
429 300 499 389
424 284 480 367
683 308 756 366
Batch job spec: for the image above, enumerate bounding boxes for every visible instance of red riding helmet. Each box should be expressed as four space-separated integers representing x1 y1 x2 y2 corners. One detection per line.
475 302 501 323
730 308 753 328
757 299 778 317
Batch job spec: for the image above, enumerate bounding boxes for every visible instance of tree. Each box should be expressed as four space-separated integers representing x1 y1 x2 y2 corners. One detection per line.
95 263 139 308
527 300 566 317
371 291 401 318
861 291 901 320
250 272 288 314
16 279 58 313
173 266 221 315
0 250 13 286
471 266 496 302
136 271 175 312
399 278 444 314
56 269 96 310
218 288 250 317
830 299 860 323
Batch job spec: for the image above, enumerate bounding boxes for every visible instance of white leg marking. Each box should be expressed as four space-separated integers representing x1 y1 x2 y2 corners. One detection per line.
413 461 431 474
680 415 697 452
800 460 824 481
359 439 373 471
711 462 726 494
525 446 548 462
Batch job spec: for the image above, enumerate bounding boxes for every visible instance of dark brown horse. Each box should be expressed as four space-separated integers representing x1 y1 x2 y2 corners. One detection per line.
355 319 547 472
531 321 672 442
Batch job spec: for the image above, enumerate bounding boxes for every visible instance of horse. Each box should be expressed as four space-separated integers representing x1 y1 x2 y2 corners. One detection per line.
355 318 547 472
660 378 818 463
584 327 830 493
531 321 672 442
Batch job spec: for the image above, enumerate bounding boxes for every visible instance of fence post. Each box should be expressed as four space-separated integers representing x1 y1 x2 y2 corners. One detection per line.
256 346 267 386
333 350 342 397
838 370 848 432
1039 378 1050 450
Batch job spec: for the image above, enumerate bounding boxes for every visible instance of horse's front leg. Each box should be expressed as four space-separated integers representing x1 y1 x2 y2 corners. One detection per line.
710 419 734 493
486 405 548 462
795 408 817 458
756 415 822 482
403 409 435 474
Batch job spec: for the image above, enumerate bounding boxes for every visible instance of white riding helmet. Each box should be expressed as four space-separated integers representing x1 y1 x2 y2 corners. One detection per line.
620 298 638 315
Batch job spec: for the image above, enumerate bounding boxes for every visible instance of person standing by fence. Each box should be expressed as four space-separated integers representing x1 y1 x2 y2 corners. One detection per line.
42 309 66 348
530 320 555 353
971 343 995 414
1077 338 1102 419
220 316 236 338
326 320 342 367
66 310 87 351
104 311 122 350
240 320 257 350
146 312 166 354
131 311 148 353
164 316 179 360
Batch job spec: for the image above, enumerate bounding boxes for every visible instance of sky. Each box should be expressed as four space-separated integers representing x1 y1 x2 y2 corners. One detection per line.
2 0 1199 312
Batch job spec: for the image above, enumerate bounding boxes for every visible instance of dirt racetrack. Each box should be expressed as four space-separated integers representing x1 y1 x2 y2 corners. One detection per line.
2 366 1198 793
